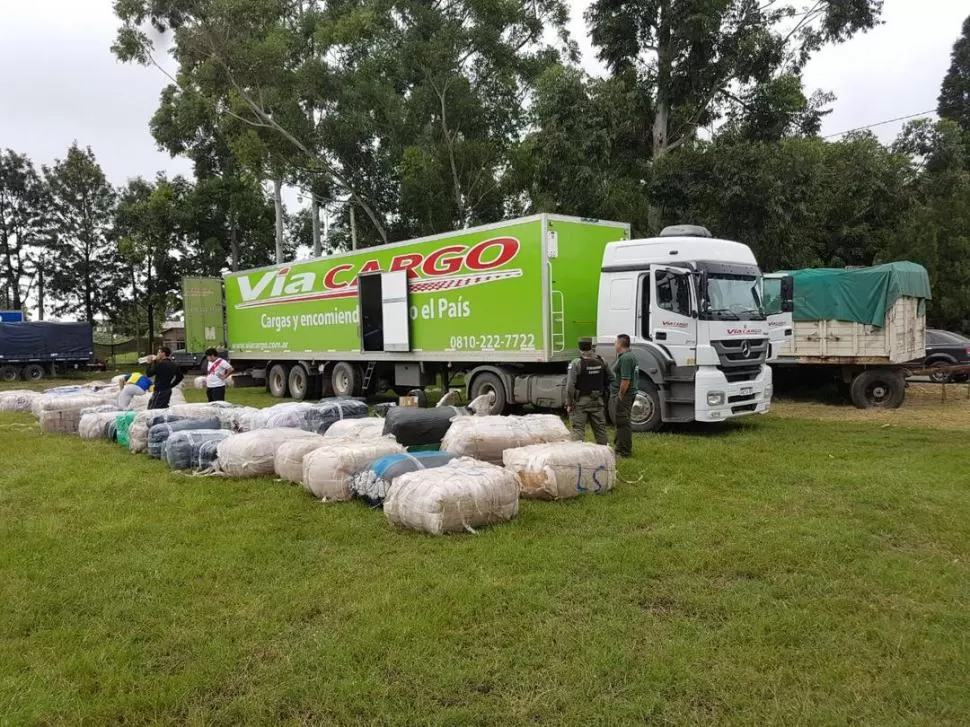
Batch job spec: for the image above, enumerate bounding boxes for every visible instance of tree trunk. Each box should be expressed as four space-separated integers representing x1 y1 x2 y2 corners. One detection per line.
653 1 673 159
229 216 240 272
349 204 358 250
311 195 322 257
273 178 284 264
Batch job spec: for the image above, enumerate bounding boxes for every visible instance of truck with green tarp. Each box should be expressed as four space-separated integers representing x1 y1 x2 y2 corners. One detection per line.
188 215 786 431
765 261 931 409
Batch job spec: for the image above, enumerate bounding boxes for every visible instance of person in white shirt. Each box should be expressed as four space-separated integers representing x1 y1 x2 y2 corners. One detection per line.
203 347 234 402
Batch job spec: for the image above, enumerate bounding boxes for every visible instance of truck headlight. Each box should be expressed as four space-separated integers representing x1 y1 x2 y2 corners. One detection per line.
707 391 725 407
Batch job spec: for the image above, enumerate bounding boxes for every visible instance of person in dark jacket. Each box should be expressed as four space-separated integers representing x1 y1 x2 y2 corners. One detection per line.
145 346 184 409
565 337 611 445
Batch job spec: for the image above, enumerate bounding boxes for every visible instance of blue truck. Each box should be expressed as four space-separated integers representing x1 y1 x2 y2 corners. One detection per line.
0 321 95 382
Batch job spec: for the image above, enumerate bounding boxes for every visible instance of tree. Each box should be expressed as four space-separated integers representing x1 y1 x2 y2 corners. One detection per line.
0 151 48 312
938 15 970 138
888 118 970 331
114 175 193 347
586 0 882 159
43 144 121 323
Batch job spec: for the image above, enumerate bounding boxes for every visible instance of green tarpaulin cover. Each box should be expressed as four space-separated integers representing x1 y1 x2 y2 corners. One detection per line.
782 262 931 327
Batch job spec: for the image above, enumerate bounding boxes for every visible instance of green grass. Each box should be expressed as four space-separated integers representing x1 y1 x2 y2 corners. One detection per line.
1 388 970 725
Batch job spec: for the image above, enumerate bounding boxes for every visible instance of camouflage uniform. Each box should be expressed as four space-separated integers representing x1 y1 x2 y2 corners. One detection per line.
566 351 610 445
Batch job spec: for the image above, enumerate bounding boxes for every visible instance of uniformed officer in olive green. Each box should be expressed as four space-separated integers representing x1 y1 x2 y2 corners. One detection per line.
610 333 639 458
566 337 610 445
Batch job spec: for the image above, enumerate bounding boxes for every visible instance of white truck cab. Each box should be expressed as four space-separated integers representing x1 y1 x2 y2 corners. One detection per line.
595 225 791 431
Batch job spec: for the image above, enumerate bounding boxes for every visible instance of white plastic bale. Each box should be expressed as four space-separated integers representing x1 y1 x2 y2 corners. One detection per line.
383 458 520 535
38 394 114 434
503 442 616 500
274 435 327 484
193 376 206 389
0 390 40 413
302 438 405 501
218 406 259 433
79 410 124 440
439 415 571 465
216 428 323 478
323 418 386 440
250 402 309 430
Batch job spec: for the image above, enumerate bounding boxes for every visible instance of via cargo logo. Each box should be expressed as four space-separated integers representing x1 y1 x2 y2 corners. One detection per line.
234 237 523 310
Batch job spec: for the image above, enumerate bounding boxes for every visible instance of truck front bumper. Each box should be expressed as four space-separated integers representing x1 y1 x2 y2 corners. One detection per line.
693 366 772 423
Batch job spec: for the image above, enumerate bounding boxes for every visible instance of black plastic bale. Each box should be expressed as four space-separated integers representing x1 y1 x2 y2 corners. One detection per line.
148 418 221 459
381 406 466 447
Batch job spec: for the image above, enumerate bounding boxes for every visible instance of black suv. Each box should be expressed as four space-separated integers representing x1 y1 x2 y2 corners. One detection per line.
925 329 970 382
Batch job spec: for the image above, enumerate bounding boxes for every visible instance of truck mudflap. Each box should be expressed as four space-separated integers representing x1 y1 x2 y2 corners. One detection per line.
693 366 772 422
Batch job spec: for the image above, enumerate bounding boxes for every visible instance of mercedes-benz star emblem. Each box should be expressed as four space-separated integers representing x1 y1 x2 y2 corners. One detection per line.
740 341 751 358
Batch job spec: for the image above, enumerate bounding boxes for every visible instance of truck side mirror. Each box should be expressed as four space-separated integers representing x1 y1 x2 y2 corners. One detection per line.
781 275 794 313
697 270 710 313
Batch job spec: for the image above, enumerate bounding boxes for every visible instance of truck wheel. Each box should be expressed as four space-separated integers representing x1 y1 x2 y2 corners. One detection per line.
630 381 663 433
928 361 953 383
849 369 905 409
268 364 290 398
331 362 361 398
0 365 20 382
288 364 311 401
23 364 45 382
468 372 507 415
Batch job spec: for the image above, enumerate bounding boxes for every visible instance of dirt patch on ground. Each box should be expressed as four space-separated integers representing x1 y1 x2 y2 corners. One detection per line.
773 383 970 431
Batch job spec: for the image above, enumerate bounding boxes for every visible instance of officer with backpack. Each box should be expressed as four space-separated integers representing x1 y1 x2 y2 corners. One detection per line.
565 337 611 445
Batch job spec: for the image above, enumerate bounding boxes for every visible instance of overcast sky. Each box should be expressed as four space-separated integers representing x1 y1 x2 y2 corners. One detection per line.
0 0 967 189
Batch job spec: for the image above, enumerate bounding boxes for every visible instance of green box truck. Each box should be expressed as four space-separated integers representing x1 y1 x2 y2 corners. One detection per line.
190 214 784 431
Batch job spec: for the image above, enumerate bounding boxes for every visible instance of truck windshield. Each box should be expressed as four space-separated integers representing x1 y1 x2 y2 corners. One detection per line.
705 273 765 321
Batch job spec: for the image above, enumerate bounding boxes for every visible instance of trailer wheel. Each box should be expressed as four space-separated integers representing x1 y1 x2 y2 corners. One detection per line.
288 364 311 401
468 372 507 415
629 380 663 433
0 365 20 382
23 364 45 382
268 364 290 398
849 369 905 409
331 362 361 398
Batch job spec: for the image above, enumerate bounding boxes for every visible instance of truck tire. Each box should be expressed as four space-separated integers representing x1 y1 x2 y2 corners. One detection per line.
630 380 663 433
288 364 311 401
23 364 45 382
849 369 905 409
331 362 361 398
268 364 290 398
0 365 20 382
468 372 507 415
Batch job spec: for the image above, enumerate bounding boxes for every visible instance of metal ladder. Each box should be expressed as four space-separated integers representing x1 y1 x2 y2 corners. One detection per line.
361 361 377 393
551 289 566 353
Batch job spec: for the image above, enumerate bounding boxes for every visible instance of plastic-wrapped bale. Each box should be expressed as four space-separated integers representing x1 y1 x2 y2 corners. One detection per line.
439 415 571 465
217 428 323 478
381 406 466 447
148 418 221 459
251 398 368 434
300 398 368 434
0 390 41 413
165 429 232 470
503 442 616 500
193 376 206 389
79 410 124 440
38 394 112 434
106 420 118 442
352 451 459 506
384 458 520 534
274 435 327 484
324 418 386 440
373 402 396 417
115 411 136 447
128 404 225 454
219 406 259 433
303 438 406 501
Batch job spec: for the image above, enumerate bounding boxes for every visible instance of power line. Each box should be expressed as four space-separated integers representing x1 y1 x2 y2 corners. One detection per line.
822 109 938 139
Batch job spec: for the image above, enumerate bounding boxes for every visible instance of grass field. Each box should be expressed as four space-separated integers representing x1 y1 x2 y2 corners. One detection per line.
2 379 970 725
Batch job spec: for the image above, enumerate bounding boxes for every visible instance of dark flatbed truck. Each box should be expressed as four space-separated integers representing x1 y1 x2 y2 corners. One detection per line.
0 321 95 382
